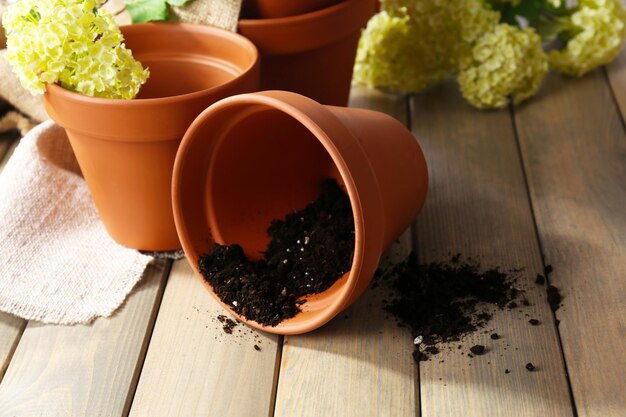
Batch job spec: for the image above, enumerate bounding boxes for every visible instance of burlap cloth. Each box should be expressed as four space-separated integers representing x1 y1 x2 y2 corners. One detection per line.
0 0 242 324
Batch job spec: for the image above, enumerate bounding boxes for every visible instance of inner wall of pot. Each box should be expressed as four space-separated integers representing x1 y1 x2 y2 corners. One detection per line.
122 25 255 98
135 56 238 98
204 106 353 313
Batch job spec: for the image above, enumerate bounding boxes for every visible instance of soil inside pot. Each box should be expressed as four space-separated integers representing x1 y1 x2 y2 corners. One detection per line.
199 179 355 326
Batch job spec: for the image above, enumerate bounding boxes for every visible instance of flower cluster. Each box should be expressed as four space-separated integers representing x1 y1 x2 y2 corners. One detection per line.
354 0 499 93
458 24 548 109
549 0 626 76
354 0 626 109
2 0 149 99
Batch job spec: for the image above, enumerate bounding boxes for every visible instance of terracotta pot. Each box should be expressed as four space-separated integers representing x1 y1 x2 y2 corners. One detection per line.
172 91 428 334
245 0 343 18
238 0 375 106
43 23 259 251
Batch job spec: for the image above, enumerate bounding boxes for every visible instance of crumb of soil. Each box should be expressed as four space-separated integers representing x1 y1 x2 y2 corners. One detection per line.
199 180 355 327
547 285 562 312
544 265 553 275
425 346 439 355
254 345 261 351
507 301 518 309
217 315 238 334
505 369 510 374
525 362 535 371
535 274 545 285
380 253 520 362
470 345 486 355
490 333 500 340
528 319 540 326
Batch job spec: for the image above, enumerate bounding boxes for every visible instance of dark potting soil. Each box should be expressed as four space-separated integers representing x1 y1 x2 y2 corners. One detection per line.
217 314 238 334
379 253 521 362
199 179 355 327
547 285 562 312
470 345 486 355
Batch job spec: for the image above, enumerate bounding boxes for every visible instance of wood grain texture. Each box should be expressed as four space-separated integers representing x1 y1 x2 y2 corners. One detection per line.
0 260 170 417
606 46 626 125
273 87 418 417
411 82 574 417
129 259 280 417
0 133 26 383
514 71 626 417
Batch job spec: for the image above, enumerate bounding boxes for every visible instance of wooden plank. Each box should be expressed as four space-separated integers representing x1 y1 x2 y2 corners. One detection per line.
410 82 574 417
606 46 626 125
0 133 26 382
129 258 280 417
0 259 170 417
514 70 626 417
273 87 418 417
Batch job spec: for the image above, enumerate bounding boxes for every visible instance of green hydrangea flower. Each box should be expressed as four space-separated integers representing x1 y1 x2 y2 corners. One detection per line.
2 0 149 99
457 23 548 109
354 0 499 93
549 0 626 76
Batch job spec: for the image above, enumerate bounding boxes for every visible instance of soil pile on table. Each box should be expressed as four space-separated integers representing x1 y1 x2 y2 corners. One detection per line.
199 179 355 327
380 253 521 362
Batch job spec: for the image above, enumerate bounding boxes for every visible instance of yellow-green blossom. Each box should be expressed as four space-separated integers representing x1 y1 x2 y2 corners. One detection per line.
457 24 548 109
2 0 149 98
549 0 626 76
354 1 499 93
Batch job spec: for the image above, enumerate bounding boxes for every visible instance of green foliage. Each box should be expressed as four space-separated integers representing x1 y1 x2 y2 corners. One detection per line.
124 0 193 23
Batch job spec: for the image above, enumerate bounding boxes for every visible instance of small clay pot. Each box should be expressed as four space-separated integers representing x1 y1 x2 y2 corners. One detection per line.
238 0 375 106
43 23 259 251
172 91 428 334
245 0 343 18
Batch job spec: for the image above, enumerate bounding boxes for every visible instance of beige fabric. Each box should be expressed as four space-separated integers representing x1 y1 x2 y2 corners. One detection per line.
0 121 153 324
0 50 49 124
0 110 37 135
170 0 242 31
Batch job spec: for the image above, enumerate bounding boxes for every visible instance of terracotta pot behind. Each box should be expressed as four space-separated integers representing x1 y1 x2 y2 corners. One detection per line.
239 0 375 106
245 0 343 18
43 23 259 251
172 91 429 334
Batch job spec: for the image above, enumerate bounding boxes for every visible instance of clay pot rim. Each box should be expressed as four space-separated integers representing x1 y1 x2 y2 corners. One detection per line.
46 23 259 107
238 0 372 54
239 0 349 26
173 91 382 335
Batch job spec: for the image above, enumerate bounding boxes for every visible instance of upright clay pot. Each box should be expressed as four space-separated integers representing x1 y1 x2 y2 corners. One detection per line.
238 0 375 106
246 0 343 18
43 23 259 251
172 91 428 334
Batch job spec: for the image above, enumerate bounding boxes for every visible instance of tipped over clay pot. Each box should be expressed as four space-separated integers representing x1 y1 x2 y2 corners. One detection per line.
238 0 375 106
43 23 259 251
172 91 428 334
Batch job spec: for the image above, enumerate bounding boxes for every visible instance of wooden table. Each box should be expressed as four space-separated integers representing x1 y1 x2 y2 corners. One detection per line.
0 50 624 417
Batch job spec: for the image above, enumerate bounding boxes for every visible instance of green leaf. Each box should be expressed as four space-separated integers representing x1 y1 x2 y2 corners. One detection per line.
124 0 168 23
167 0 194 6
